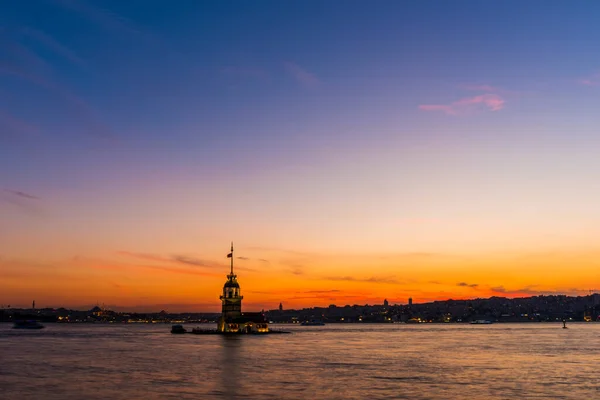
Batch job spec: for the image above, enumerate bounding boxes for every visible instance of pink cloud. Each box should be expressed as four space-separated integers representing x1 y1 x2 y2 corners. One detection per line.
284 61 320 88
579 73 600 86
419 93 505 115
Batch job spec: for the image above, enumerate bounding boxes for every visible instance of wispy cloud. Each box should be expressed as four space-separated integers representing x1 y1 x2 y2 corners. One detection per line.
142 264 218 277
323 275 400 285
579 72 600 86
118 251 215 268
419 82 511 116
4 189 39 200
53 0 182 62
457 282 479 288
54 0 143 37
116 251 256 272
419 93 505 115
21 27 85 66
79 255 220 278
303 290 341 294
171 255 216 268
0 109 40 137
0 189 43 216
460 84 528 96
116 251 170 263
490 285 544 296
284 61 320 88
488 285 588 297
0 60 113 139
0 24 117 141
286 294 365 302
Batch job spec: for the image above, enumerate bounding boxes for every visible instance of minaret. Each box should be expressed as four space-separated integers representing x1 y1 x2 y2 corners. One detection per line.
218 242 244 332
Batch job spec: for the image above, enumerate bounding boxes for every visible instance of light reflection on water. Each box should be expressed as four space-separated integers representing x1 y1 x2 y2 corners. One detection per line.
1 323 599 399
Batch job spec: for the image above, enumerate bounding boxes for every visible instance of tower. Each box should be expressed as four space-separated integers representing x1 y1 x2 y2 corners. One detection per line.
218 242 244 332
279 302 283 311
408 297 413 306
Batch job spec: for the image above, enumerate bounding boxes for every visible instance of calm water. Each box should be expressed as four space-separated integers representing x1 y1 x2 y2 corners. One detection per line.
1 322 599 399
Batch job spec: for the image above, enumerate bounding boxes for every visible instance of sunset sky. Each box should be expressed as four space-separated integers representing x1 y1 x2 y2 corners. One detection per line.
2 1 600 312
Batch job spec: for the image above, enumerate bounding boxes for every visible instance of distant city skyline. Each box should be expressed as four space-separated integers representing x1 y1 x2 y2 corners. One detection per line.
2 1 600 312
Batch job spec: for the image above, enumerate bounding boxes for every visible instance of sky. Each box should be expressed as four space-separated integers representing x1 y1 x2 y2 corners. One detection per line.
2 0 600 312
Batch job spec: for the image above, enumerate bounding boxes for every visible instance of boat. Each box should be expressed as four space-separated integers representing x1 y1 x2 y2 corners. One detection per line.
470 320 493 324
13 320 45 329
301 321 325 326
170 324 187 334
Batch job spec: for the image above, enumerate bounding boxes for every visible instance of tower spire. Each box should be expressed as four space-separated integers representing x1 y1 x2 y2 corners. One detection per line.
227 241 234 275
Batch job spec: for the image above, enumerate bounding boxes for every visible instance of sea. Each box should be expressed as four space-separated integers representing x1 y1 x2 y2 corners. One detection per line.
1 322 598 399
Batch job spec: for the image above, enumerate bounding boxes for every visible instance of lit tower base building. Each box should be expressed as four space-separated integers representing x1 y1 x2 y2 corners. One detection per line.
217 243 268 334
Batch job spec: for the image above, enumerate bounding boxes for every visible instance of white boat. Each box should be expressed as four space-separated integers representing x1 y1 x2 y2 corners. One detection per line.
13 320 45 329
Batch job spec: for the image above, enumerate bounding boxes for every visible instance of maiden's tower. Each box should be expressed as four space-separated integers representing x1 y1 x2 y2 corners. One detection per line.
217 243 268 333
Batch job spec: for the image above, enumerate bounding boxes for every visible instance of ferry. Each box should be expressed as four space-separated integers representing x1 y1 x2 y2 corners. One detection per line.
13 320 45 329
171 324 187 334
470 320 494 324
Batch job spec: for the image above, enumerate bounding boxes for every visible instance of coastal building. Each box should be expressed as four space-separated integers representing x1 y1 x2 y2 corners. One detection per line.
217 243 268 333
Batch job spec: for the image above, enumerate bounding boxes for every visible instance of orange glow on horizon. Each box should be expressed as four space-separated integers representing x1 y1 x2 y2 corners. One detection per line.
2 246 599 312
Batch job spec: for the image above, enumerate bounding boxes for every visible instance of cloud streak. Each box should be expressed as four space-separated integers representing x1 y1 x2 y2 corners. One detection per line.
419 93 505 115
54 0 143 37
117 251 256 272
457 282 479 288
4 189 39 200
284 61 320 88
0 109 40 137
0 189 44 216
579 72 600 86
171 255 216 268
21 27 85 66
0 61 113 139
460 84 522 95
323 275 400 285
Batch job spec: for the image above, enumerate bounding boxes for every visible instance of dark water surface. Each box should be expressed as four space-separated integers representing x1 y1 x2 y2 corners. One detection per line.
1 322 599 399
